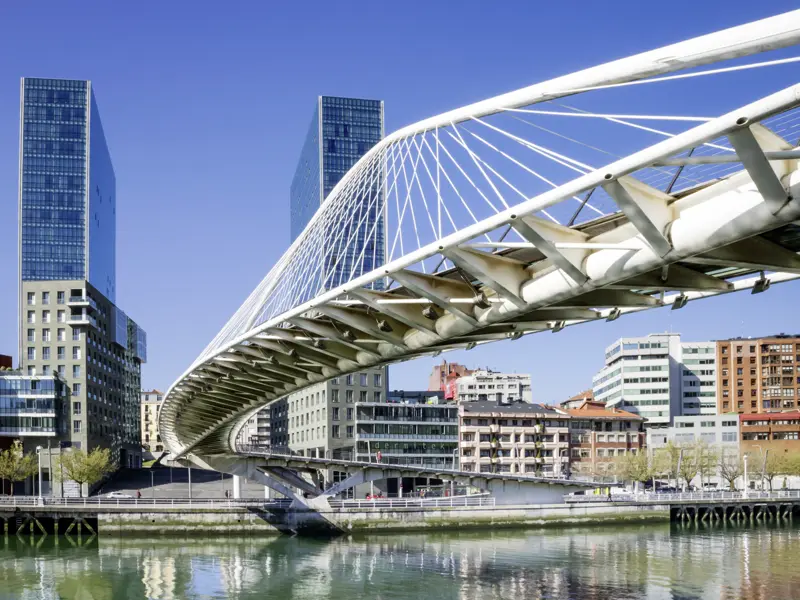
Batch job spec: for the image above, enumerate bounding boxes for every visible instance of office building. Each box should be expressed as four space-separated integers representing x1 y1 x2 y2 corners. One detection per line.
593 333 717 427
354 390 457 469
428 360 474 399
140 389 163 454
566 400 645 477
455 370 532 403
716 334 800 414
458 401 570 476
19 78 146 477
285 95 387 465
647 414 740 449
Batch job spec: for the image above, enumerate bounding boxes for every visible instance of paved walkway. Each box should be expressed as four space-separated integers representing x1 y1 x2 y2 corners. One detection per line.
97 467 269 499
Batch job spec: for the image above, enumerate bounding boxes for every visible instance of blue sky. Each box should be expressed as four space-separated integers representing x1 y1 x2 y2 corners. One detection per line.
0 1 798 402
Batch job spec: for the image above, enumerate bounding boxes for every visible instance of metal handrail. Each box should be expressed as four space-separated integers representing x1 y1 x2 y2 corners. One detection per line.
564 490 800 503
329 494 495 510
0 496 292 509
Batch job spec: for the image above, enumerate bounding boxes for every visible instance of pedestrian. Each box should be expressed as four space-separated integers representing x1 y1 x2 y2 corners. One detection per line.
225 490 229 499
136 490 141 499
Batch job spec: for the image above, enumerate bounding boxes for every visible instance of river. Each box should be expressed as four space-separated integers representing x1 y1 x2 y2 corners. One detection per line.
1 523 799 599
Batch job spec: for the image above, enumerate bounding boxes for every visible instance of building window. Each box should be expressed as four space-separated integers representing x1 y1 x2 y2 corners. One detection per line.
42 328 51 342
373 391 382 402
359 390 367 402
346 374 353 385
57 291 65 304
27 311 35 324
73 402 82 415
72 383 81 396
27 366 35 376
332 407 340 421
72 366 81 378
331 389 339 403
359 373 368 386
373 373 382 387
42 365 50 375
346 426 354 438
57 347 65 360
42 310 50 323
332 425 340 438
73 420 82 433
72 347 81 360
72 330 80 341
57 328 65 342
346 408 353 420
42 347 50 360
57 310 65 323
58 365 65 376
346 390 354 403
42 292 50 305
27 329 35 343
27 292 35 305
27 348 36 360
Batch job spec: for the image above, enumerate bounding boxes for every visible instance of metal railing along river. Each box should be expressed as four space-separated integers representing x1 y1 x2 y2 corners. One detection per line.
0 496 292 509
565 490 800 503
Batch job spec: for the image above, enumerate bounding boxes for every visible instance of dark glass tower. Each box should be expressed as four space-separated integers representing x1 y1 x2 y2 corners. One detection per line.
19 78 116 302
290 96 384 290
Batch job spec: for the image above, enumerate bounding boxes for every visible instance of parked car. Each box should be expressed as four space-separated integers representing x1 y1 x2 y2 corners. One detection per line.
106 491 133 499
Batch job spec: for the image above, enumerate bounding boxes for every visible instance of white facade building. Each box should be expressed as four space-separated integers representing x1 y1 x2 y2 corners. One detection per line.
455 370 532 404
647 414 740 450
593 334 717 428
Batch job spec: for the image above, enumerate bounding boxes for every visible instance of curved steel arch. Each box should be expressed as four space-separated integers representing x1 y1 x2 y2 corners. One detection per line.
162 11 800 459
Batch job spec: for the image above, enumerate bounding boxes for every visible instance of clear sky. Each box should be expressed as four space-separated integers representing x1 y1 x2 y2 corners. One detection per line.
0 1 798 402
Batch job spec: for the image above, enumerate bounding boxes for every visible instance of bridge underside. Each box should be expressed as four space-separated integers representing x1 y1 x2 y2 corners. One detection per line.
160 12 800 463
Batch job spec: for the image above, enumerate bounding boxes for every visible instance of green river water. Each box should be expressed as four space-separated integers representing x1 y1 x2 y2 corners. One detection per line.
1 523 799 599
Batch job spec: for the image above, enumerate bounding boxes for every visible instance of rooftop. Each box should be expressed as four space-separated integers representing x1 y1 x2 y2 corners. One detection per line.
460 400 561 416
566 400 643 420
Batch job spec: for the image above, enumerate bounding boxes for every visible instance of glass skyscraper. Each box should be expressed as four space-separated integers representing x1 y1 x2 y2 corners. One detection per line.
290 96 384 290
20 78 116 302
17 78 145 484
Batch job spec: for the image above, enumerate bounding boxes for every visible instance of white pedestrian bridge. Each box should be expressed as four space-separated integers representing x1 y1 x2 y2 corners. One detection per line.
162 11 800 502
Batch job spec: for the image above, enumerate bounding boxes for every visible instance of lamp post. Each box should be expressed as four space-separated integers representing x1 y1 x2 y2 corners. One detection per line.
743 453 749 499
151 470 155 499
35 446 43 504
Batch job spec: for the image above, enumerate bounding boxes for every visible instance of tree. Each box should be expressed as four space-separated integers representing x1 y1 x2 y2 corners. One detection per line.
0 440 38 496
613 450 652 492
761 451 790 492
55 448 114 497
694 441 719 489
718 451 744 491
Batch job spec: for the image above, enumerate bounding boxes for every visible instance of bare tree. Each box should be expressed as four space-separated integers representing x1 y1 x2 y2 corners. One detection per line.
718 451 744 491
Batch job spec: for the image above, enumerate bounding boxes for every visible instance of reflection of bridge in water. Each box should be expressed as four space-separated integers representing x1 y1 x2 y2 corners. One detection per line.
161 11 800 504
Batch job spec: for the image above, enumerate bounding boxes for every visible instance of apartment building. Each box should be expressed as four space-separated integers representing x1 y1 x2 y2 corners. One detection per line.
716 335 800 414
566 400 645 476
458 401 570 477
455 370 532 403
560 389 595 410
140 389 163 454
354 390 457 469
428 360 474 400
740 412 800 454
593 333 717 427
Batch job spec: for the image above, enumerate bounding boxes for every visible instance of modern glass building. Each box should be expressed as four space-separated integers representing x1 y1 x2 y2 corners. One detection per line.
18 78 145 486
19 78 116 302
289 95 384 290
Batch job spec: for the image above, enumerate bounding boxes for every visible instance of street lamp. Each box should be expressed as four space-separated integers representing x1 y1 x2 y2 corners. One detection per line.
743 453 749 499
35 445 43 504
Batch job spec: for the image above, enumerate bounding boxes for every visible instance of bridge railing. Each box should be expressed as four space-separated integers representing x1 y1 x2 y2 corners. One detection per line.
328 494 495 510
0 496 292 509
565 490 800 503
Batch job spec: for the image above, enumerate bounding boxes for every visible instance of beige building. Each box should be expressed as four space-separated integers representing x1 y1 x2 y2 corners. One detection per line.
141 389 163 453
458 400 570 477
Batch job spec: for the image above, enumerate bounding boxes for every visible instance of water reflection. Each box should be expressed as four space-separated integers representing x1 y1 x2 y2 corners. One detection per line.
2 524 800 599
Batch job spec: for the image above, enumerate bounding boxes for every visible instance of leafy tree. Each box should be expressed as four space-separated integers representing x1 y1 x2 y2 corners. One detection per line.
694 441 719 489
718 451 744 491
761 451 790 492
0 440 37 496
613 451 652 492
55 448 114 497
677 446 699 490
